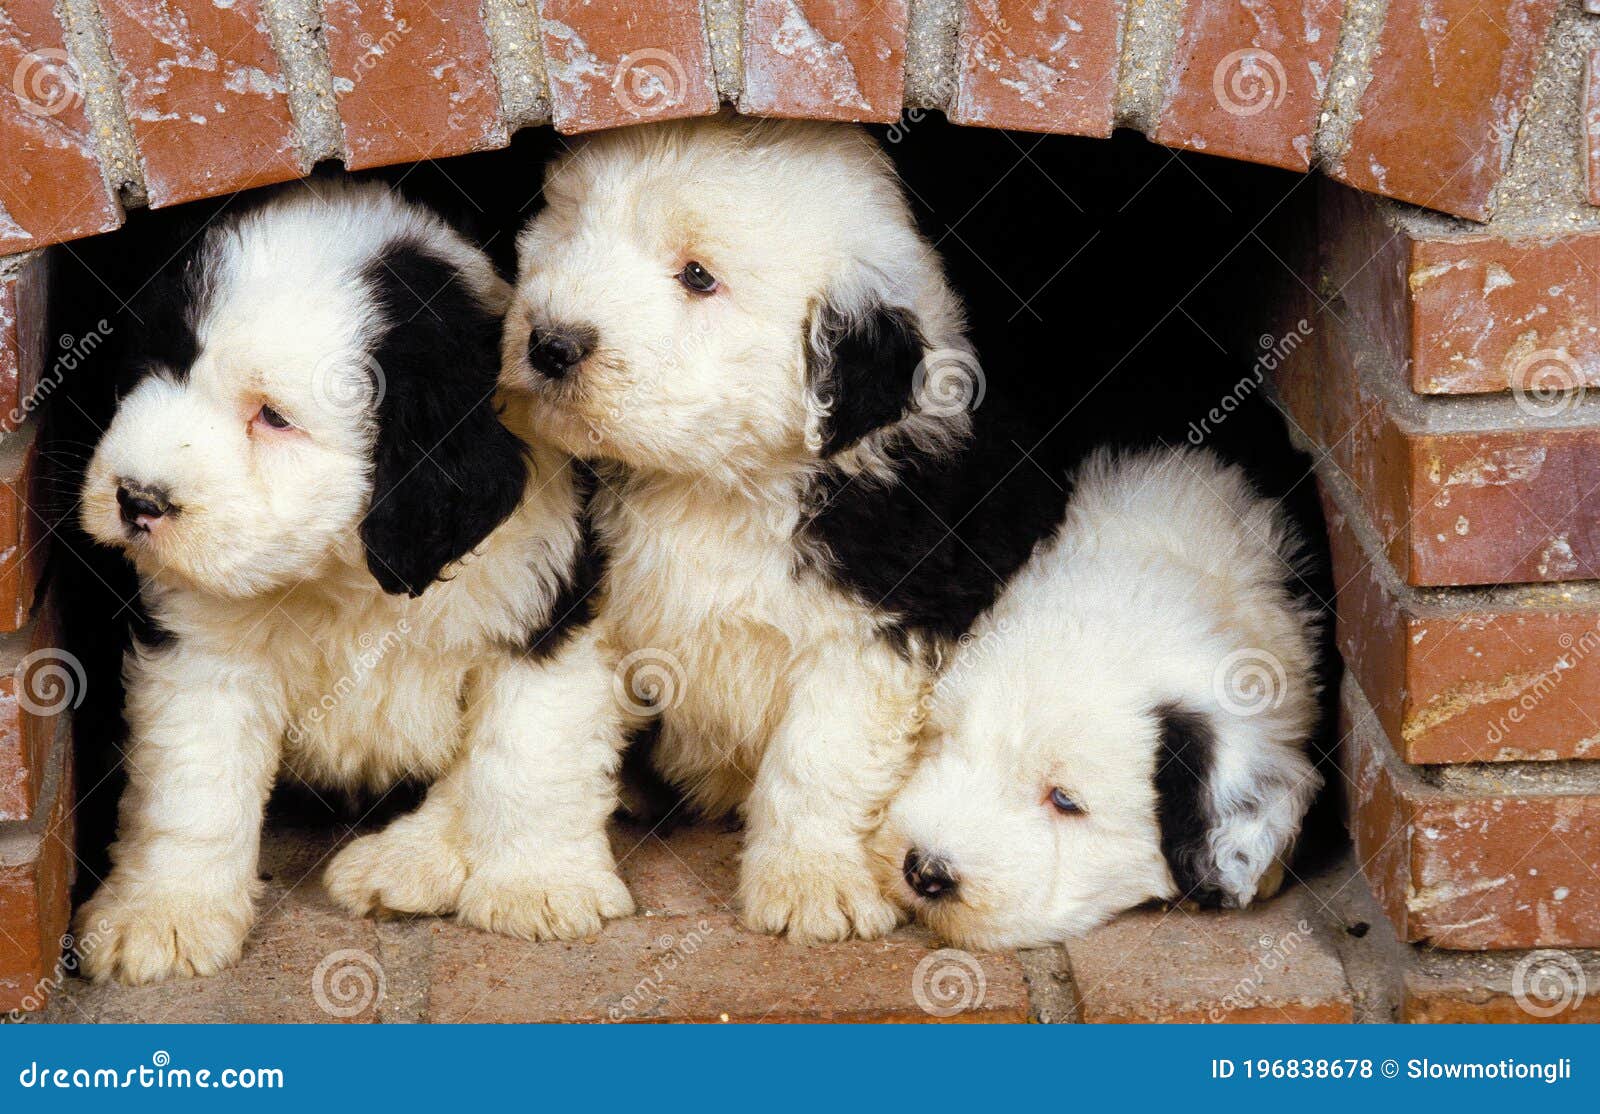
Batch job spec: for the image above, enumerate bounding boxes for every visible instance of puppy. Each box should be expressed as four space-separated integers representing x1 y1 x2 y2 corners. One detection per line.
875 448 1323 949
501 116 1070 941
76 181 631 984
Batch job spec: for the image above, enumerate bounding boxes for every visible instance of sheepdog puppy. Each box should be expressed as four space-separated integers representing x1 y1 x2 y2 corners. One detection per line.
875 448 1323 949
75 181 631 984
501 115 1070 941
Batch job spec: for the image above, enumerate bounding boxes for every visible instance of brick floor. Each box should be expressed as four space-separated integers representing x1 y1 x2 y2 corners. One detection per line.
21 820 1594 1023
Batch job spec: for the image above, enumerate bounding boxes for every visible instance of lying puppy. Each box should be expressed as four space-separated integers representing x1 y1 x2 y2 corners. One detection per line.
502 115 1068 941
875 448 1323 949
76 182 631 984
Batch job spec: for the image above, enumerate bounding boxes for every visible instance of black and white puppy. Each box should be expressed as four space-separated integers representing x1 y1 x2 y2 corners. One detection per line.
875 447 1323 949
501 116 1074 942
76 182 631 984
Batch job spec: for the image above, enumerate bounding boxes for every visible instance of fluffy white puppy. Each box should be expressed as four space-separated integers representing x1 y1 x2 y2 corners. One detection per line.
76 181 631 985
502 115 1077 942
875 448 1323 950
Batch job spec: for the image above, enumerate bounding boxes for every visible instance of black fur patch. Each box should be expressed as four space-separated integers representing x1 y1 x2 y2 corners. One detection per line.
526 462 606 661
809 301 926 457
117 237 219 388
1153 703 1227 908
799 400 1071 645
360 242 528 597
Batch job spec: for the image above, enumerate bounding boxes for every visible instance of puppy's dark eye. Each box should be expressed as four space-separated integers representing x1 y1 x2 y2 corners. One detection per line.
255 404 294 430
1049 788 1083 815
676 261 718 294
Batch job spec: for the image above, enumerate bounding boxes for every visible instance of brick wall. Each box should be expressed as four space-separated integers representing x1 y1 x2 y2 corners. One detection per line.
3 1 1600 1016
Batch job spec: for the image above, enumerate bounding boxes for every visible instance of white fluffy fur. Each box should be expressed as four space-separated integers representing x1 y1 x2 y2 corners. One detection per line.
874 448 1322 950
76 183 631 985
504 117 972 942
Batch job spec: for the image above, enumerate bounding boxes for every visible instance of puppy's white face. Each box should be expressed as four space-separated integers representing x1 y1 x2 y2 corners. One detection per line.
875 634 1178 951
82 182 523 600
504 116 965 478
82 242 376 598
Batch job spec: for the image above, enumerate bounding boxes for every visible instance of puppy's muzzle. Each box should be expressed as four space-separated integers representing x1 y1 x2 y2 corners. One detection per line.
525 324 595 381
116 482 177 532
904 849 959 901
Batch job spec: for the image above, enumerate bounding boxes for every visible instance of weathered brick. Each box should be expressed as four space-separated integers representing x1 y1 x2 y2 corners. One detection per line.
0 605 62 823
1331 0 1560 221
1066 889 1353 1023
1404 947 1600 1022
323 0 507 170
0 252 49 435
429 822 1028 1022
1321 465 1600 764
0 423 43 631
1343 675 1600 951
948 1 1121 138
1325 184 1600 395
1154 0 1342 171
740 0 906 123
0 715 71 1013
0 0 121 251
537 0 719 134
98 0 302 206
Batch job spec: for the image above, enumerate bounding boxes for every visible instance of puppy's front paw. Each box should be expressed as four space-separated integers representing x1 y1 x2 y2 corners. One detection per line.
456 863 634 941
76 881 254 985
325 824 467 918
739 853 901 943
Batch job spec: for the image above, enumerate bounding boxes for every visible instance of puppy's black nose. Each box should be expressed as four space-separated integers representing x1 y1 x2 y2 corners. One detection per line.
904 849 958 901
116 484 174 530
526 326 592 380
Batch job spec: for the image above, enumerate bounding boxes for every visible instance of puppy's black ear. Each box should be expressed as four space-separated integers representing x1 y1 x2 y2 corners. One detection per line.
360 243 527 597
806 296 926 456
1154 703 1319 910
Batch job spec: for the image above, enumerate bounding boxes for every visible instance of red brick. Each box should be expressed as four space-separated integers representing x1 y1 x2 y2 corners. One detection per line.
537 0 719 134
948 1 1121 138
1331 0 1560 221
98 0 302 207
740 0 907 123
1154 0 1343 171
0 606 62 823
430 823 1028 1022
1404 948 1600 1022
0 252 49 435
323 0 507 170
1343 675 1600 951
0 715 71 1013
1066 889 1353 1023
0 423 43 631
0 1 121 251
1587 49 1600 208
1321 465 1600 764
